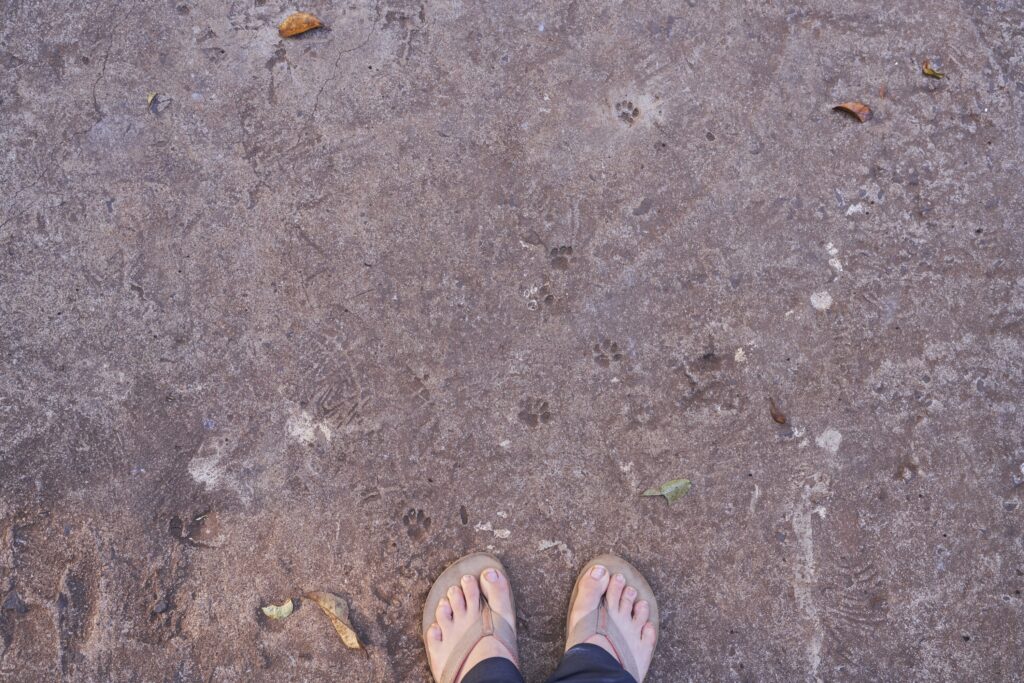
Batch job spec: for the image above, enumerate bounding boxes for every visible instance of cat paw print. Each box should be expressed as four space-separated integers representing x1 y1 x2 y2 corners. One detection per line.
525 283 555 311
549 245 573 271
518 399 553 427
615 100 641 126
402 508 431 542
592 340 623 367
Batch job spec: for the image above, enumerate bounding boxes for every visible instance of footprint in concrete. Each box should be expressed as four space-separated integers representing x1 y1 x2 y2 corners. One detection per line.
402 508 431 542
526 284 555 310
592 340 623 367
615 99 641 126
549 245 573 270
518 399 553 427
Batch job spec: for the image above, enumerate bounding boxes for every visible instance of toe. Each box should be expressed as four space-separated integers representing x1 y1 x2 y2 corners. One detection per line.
641 621 657 644
632 600 650 626
436 597 454 626
447 584 467 616
574 564 611 613
479 567 515 621
606 573 626 609
427 623 442 643
619 585 638 615
460 574 481 613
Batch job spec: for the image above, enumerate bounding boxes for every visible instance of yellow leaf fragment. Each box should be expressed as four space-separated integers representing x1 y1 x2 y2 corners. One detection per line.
279 12 323 38
304 591 362 649
642 478 692 503
146 92 157 106
922 60 945 79
260 598 294 620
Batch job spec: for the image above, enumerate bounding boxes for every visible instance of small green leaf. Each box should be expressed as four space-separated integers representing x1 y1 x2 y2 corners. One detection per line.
642 478 692 503
261 598 294 620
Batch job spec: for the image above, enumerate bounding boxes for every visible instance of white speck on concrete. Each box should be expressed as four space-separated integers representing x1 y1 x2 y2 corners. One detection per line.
735 347 747 363
826 240 843 272
618 460 640 489
810 291 833 311
499 439 511 449
815 429 842 453
845 202 866 216
287 409 331 444
188 438 230 489
474 521 511 539
539 539 574 565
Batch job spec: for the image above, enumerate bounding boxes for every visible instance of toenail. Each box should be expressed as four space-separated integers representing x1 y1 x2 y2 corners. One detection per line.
485 569 499 583
591 565 606 579
626 587 637 598
462 575 474 583
615 574 625 584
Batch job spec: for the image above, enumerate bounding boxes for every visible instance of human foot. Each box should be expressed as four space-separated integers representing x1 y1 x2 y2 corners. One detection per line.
425 566 518 683
566 558 658 682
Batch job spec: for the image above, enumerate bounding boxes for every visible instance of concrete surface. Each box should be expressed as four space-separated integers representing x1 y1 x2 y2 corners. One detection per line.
2 0 1023 680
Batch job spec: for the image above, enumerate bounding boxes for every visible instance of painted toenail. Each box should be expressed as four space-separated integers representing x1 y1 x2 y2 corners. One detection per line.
485 569 499 583
591 565 606 579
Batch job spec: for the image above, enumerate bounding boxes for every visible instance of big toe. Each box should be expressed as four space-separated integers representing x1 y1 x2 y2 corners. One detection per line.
574 564 611 613
479 567 514 620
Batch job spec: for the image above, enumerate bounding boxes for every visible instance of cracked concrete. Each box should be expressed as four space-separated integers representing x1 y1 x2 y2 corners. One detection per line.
2 0 1024 680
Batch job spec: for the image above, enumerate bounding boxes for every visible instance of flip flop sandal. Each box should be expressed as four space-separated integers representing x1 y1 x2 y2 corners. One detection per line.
422 552 519 683
565 553 659 682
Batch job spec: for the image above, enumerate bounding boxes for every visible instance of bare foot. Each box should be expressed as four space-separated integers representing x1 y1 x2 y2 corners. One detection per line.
567 564 657 681
425 568 518 683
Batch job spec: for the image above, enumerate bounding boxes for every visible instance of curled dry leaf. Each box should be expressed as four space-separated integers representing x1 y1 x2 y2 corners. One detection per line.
642 478 692 504
833 102 872 122
768 397 787 424
278 12 323 38
146 92 157 106
261 598 294 620
305 591 362 650
922 60 945 79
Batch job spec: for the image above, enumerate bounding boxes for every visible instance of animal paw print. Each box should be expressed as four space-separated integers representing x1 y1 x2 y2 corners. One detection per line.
402 508 431 542
549 245 573 271
592 340 623 368
518 398 552 427
526 283 555 311
615 100 641 126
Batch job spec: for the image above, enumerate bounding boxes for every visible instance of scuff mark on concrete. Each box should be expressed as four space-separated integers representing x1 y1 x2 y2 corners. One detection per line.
790 474 831 682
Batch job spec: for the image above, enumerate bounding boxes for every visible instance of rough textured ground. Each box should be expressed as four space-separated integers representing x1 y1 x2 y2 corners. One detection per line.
2 0 1023 681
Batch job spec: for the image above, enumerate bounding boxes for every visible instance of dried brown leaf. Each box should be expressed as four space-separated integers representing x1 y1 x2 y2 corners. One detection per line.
833 102 872 122
922 60 945 79
768 397 787 424
304 591 362 650
278 12 323 38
